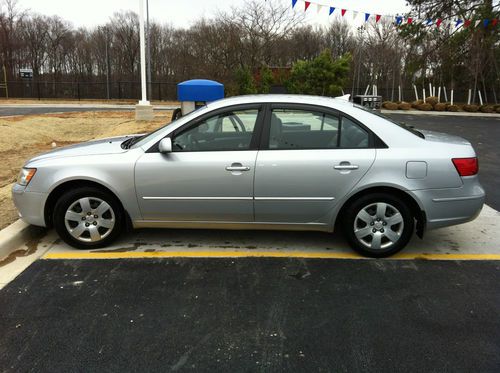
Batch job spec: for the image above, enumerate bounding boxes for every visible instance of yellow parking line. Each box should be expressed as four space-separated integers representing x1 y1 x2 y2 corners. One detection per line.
42 250 500 260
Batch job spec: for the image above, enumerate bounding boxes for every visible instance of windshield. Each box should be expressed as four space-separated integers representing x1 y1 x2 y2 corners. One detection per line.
129 108 204 149
354 104 425 139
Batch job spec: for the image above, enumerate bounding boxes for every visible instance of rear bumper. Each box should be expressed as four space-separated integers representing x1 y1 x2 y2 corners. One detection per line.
11 184 48 227
411 176 485 230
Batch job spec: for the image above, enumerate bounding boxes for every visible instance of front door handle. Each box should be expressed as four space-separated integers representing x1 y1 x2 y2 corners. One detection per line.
226 163 250 172
334 162 359 170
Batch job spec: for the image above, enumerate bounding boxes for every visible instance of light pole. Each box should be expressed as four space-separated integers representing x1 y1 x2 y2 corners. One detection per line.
146 0 152 101
135 0 154 120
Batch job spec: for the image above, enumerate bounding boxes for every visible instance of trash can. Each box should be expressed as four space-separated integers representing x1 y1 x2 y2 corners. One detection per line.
177 79 224 116
353 95 382 110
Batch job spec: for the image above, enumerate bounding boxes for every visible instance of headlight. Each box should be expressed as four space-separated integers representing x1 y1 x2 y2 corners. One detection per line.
17 168 37 186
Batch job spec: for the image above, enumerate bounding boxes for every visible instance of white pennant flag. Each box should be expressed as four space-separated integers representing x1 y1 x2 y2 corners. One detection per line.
352 11 358 20
475 19 481 28
317 4 323 14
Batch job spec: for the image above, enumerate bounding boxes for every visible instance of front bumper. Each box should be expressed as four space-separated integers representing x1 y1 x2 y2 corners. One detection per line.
11 184 48 227
411 176 485 230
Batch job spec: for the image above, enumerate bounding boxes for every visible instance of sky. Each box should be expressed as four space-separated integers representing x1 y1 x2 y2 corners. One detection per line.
12 0 409 29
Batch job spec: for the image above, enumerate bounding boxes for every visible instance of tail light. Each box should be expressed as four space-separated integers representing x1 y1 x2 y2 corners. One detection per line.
452 157 478 176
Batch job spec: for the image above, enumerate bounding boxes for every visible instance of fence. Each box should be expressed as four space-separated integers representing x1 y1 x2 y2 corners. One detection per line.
0 81 179 101
348 87 499 105
1 80 498 105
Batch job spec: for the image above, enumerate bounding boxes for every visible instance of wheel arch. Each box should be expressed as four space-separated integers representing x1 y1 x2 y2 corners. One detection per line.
44 179 132 230
335 185 426 238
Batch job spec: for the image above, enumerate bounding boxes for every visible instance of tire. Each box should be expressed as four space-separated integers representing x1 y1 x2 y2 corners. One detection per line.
53 187 123 249
342 193 414 258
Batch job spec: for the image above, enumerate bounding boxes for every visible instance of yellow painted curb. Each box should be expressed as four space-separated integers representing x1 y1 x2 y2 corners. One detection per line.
42 250 500 261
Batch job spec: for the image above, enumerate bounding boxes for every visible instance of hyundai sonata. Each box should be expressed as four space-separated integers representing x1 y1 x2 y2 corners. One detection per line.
12 95 485 257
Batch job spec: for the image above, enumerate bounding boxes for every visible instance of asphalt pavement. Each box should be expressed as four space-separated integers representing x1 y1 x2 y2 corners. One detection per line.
0 104 176 117
1 258 498 372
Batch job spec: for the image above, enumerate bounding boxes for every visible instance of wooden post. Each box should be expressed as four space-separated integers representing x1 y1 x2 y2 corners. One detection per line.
443 86 448 102
398 85 401 102
467 89 471 105
423 88 426 103
451 89 454 106
413 85 419 100
478 90 483 105
364 85 370 95
437 86 441 103
428 83 432 97
1 65 7 99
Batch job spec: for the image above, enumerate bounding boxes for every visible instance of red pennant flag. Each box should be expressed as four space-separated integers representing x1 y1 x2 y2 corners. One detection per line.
375 14 381 22
464 19 471 27
341 9 346 17
436 18 442 27
305 1 310 11
407 17 413 24
492 19 498 26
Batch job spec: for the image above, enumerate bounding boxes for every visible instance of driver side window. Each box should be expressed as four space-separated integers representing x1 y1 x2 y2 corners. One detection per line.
172 109 259 152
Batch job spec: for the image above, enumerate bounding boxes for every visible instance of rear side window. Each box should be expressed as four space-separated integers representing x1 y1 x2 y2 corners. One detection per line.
268 109 340 149
340 117 369 148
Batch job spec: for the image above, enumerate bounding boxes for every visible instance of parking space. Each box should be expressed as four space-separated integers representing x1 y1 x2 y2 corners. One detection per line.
1 112 499 371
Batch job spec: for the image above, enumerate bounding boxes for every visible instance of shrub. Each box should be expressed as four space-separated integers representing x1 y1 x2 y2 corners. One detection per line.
434 103 446 111
446 104 459 112
462 104 479 112
411 99 423 108
382 101 398 110
416 103 433 111
425 96 439 106
287 49 351 96
496 106 500 113
479 105 494 113
398 101 411 110
234 66 257 95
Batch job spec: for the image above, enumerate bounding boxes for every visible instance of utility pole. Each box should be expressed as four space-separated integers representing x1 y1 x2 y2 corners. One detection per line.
135 0 154 120
146 0 152 101
105 30 111 100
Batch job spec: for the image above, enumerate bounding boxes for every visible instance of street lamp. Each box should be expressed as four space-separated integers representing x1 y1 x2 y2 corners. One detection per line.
135 0 154 120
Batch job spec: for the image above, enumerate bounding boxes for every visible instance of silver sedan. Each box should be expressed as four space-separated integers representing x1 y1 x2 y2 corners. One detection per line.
12 95 485 257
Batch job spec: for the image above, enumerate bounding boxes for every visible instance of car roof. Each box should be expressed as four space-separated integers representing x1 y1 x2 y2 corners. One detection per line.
206 94 354 111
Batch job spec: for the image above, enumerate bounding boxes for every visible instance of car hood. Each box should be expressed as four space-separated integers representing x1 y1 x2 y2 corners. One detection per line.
27 135 140 163
419 130 471 146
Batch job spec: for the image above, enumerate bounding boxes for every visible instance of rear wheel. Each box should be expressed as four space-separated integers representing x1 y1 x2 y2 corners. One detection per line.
342 193 414 258
53 187 123 249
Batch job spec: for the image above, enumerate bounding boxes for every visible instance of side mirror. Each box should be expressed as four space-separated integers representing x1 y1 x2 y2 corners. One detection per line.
159 137 172 153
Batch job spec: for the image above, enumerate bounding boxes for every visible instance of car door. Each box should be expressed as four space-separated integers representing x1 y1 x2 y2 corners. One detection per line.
254 104 376 225
135 105 263 222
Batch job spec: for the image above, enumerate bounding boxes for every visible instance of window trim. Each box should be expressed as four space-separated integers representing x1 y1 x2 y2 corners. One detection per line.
146 104 265 153
259 103 387 151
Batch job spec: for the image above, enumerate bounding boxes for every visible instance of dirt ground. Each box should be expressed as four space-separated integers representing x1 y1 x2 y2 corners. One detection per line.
0 110 172 230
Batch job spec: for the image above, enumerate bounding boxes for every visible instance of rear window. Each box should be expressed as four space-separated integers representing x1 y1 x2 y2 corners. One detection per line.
354 104 425 139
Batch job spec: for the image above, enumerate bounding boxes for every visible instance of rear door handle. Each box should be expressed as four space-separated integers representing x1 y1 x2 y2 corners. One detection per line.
334 163 359 170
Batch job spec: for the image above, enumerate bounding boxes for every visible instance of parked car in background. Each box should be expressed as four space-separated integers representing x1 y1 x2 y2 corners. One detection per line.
12 95 484 257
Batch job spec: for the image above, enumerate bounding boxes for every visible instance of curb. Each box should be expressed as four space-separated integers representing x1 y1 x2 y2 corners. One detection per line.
381 109 500 118
0 220 46 262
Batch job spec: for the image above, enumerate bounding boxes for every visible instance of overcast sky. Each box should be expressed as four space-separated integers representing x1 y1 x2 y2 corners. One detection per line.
13 0 409 28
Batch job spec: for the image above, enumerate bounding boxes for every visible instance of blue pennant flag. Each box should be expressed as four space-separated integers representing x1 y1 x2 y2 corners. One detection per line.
426 18 433 25
395 16 403 25
455 19 463 27
329 7 335 16
365 13 370 22
292 0 298 8
484 19 490 27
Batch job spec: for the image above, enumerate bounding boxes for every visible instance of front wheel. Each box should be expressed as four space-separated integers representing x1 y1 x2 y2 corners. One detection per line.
342 193 414 258
53 187 123 249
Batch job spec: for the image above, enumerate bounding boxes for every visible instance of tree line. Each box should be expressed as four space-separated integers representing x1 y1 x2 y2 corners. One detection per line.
0 0 498 103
